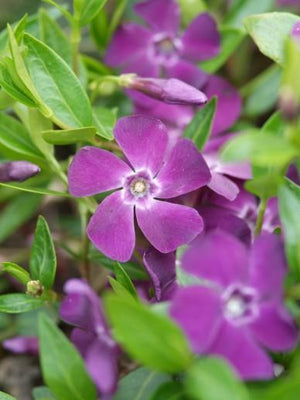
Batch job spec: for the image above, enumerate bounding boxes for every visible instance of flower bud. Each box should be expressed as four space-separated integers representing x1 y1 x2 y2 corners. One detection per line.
127 76 207 105
26 280 44 297
0 161 40 183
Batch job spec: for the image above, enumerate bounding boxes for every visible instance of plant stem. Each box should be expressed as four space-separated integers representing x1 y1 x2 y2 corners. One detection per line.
254 197 267 237
79 202 90 280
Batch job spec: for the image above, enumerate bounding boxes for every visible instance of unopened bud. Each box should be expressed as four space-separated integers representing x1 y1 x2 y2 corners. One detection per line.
26 280 44 297
278 87 300 121
126 76 207 105
0 161 40 183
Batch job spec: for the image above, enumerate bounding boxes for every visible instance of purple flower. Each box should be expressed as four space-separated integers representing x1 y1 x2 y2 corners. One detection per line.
143 247 177 301
3 336 39 355
0 161 40 182
169 231 298 380
127 77 207 105
68 115 210 261
105 0 220 86
60 279 118 398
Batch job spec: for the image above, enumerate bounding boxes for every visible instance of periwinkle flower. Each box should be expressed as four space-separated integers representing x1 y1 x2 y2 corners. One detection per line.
127 76 207 105
105 0 220 86
68 115 210 262
3 336 39 355
170 231 298 380
0 161 40 182
60 279 118 398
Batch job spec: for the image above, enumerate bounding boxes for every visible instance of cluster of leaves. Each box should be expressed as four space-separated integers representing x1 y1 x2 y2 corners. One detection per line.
0 0 300 399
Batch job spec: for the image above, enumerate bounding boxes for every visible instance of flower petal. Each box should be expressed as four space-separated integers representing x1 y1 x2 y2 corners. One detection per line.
169 286 222 353
181 230 249 288
143 247 177 301
114 115 168 176
208 320 274 380
156 138 211 199
166 60 208 88
136 200 203 253
85 340 118 396
122 52 159 77
68 146 131 197
203 76 242 135
250 303 298 352
207 171 239 201
71 328 95 357
134 0 180 35
87 191 135 262
249 233 286 299
181 13 220 62
105 23 152 67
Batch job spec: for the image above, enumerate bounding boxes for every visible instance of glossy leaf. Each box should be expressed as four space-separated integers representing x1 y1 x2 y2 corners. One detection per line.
42 127 96 145
93 106 116 140
0 111 43 161
185 357 250 400
0 293 44 313
244 12 299 64
114 368 170 400
279 179 300 278
183 97 217 150
1 262 30 285
0 193 42 243
38 313 97 400
226 0 274 29
104 294 193 373
79 0 108 26
200 27 245 73
30 216 57 289
113 262 138 298
23 34 92 129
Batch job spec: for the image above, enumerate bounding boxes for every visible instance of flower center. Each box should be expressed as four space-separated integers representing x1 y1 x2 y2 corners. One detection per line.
223 285 258 325
130 178 149 198
157 38 176 55
149 34 182 66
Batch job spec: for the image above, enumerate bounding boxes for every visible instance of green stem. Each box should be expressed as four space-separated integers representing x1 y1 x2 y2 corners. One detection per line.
254 197 267 237
71 18 81 75
79 202 90 280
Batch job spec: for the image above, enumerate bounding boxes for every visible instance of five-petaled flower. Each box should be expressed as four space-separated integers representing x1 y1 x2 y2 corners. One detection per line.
68 115 211 261
170 231 298 380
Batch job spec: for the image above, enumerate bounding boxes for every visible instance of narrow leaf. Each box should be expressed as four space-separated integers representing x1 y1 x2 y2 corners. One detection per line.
42 127 96 145
0 293 44 313
183 97 217 150
30 216 57 289
1 262 30 285
38 313 97 400
79 0 108 26
113 262 138 298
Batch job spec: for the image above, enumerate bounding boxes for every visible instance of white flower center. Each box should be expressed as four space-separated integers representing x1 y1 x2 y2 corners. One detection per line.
130 178 149 197
224 295 247 319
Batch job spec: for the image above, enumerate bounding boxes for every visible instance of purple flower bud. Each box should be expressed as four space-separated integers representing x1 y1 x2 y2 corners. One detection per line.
0 161 40 183
128 77 207 105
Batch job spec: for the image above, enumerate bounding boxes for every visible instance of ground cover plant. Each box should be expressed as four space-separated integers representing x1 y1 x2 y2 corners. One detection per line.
1 0 300 399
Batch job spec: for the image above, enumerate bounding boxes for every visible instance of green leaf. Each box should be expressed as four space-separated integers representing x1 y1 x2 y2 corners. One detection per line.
0 111 43 161
0 182 71 198
104 294 193 373
23 33 92 129
279 179 300 278
185 357 250 400
282 38 300 103
38 313 97 400
221 130 298 167
33 386 57 400
1 262 30 285
114 368 170 400
0 392 17 400
245 174 284 199
0 193 42 243
30 216 56 289
113 262 138 299
177 0 207 27
183 97 216 150
244 12 300 64
93 106 116 140
0 293 44 313
225 0 274 29
150 381 186 400
200 27 245 73
79 0 108 26
243 65 281 117
43 127 96 145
